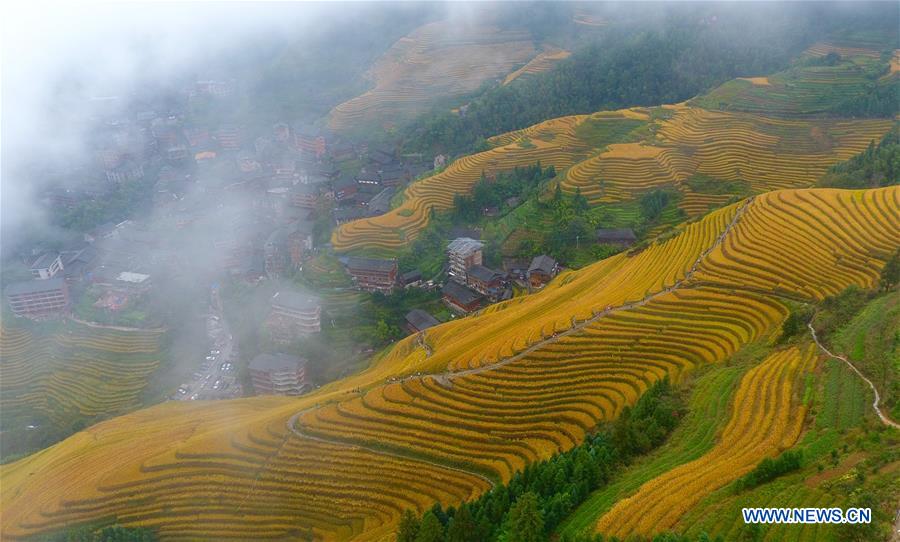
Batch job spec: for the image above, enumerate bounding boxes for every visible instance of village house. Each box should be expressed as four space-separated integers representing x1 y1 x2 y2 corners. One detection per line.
378 165 408 187
366 187 395 216
596 228 637 247
192 79 235 98
60 244 98 284
290 184 319 209
249 353 309 396
442 281 482 314
264 229 289 279
368 146 396 165
265 289 322 343
286 227 312 269
405 309 440 334
333 207 368 225
400 269 423 288
30 252 64 280
333 175 359 202
327 139 356 162
166 145 190 161
345 257 398 293
447 237 484 284
527 255 559 288
293 125 327 158
356 171 382 188
183 127 210 148
215 126 242 151
465 264 506 299
273 122 291 143
6 277 70 319
105 159 145 184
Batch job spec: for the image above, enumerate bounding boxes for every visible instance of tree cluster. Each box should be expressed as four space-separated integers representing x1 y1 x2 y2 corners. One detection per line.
396 379 685 542
736 450 803 491
400 9 826 156
819 126 900 189
450 164 556 223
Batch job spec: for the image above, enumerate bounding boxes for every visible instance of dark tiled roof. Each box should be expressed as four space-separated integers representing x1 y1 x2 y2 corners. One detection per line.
528 255 557 275
30 251 60 269
367 187 396 215
6 277 66 296
346 257 397 273
442 281 482 305
249 352 306 373
447 237 483 255
401 270 422 284
467 264 504 283
333 207 368 222
272 290 320 311
405 309 440 331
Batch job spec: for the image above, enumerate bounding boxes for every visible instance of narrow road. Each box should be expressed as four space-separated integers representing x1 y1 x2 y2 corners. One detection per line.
284 199 755 486
403 196 753 383
808 322 899 429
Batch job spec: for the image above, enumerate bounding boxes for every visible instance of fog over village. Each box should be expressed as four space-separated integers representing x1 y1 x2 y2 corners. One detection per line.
1 2 898 541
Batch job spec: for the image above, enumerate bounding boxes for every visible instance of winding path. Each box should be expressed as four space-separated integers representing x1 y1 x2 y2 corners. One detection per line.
286 198 754 487
808 322 899 429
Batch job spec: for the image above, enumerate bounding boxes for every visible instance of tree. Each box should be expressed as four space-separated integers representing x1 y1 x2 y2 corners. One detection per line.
446 505 479 542
414 511 445 542
502 492 545 542
879 248 900 291
397 510 420 542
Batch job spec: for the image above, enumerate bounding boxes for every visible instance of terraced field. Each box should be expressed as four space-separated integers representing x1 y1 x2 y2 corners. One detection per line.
594 346 816 539
0 323 164 426
502 47 571 85
2 187 898 540
327 21 537 132
332 114 591 251
558 359 748 536
334 100 891 253
563 105 892 203
692 41 897 116
675 357 875 542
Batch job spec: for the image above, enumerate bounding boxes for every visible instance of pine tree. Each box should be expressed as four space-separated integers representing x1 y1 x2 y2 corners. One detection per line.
502 492 546 542
397 510 420 542
414 511 445 542
446 505 479 542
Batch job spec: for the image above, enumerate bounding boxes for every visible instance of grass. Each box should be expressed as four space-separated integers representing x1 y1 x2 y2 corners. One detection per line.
557 351 754 537
831 292 899 419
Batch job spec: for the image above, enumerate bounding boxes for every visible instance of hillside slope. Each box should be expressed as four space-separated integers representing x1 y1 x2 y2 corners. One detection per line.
326 20 538 133
0 323 165 460
332 42 896 254
2 186 897 541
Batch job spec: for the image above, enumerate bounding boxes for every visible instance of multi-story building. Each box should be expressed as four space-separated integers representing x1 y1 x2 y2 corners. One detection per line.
6 277 69 319
265 290 322 343
215 126 241 151
286 228 311 269
290 184 319 209
249 353 308 396
30 252 64 279
345 257 398 293
105 160 144 184
293 126 326 158
447 237 484 283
